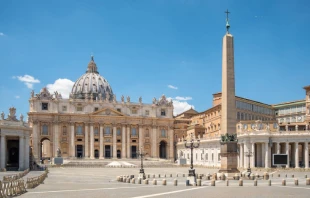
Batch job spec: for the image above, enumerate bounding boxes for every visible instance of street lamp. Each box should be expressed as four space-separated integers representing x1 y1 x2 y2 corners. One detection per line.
245 150 253 174
136 146 147 179
184 133 200 176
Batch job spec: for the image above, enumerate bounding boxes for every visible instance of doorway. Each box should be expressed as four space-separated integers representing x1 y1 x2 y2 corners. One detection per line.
7 140 19 170
131 146 137 158
159 141 167 159
105 145 111 158
117 150 121 158
76 145 84 158
94 149 99 158
40 138 51 162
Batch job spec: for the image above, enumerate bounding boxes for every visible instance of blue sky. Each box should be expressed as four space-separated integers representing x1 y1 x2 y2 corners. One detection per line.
0 0 310 119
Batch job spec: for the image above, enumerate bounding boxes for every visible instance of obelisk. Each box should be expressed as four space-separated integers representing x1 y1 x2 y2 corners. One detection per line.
219 9 239 173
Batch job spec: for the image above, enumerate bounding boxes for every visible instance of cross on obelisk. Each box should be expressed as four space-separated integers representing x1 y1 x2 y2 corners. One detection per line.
225 9 231 33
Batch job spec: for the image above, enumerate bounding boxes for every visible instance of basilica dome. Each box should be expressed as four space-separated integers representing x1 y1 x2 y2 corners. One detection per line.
70 56 114 100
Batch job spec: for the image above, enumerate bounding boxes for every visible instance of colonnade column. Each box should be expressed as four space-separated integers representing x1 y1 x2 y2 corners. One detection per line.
295 142 299 168
121 125 126 158
251 142 255 168
244 143 249 168
286 142 290 168
169 128 174 160
70 123 75 158
276 142 280 154
0 134 5 169
32 121 38 160
90 124 94 159
127 125 130 158
305 142 309 168
113 126 117 159
239 143 244 168
53 122 59 157
152 126 157 158
24 135 30 169
19 136 25 170
85 124 89 158
265 142 270 168
99 125 104 159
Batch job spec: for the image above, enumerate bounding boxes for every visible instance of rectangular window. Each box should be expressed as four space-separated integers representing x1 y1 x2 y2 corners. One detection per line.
132 109 137 114
94 127 99 136
161 129 166 137
76 126 83 135
218 153 221 161
117 128 121 136
62 126 67 136
62 106 67 112
105 127 111 135
76 106 83 111
206 153 208 161
131 128 137 135
94 107 99 112
145 110 149 116
42 103 48 110
117 108 121 112
161 109 166 116
95 139 99 142
42 125 48 135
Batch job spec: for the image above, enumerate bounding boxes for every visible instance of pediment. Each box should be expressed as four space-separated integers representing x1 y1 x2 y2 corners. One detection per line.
91 108 126 117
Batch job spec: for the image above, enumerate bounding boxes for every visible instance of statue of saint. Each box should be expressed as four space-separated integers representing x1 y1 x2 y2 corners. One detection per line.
1 111 4 120
57 147 62 157
121 95 124 102
127 96 130 103
31 90 34 98
152 97 157 104
139 96 142 103
20 114 24 122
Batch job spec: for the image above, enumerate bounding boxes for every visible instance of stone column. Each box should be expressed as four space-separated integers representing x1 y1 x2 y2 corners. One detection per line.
295 125 298 131
0 134 5 169
305 142 309 168
169 128 174 160
127 125 130 158
239 143 244 168
53 122 59 157
113 126 117 158
19 136 25 170
152 126 157 158
70 123 75 157
99 125 104 159
24 135 30 169
85 124 89 158
121 125 126 158
286 142 290 168
244 143 248 168
265 142 270 168
295 142 299 168
251 142 255 168
90 124 94 159
138 126 143 150
32 121 39 160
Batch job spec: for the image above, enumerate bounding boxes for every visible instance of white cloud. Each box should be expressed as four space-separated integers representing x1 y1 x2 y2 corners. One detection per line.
175 96 192 101
168 85 178 90
0 32 4 36
167 97 194 116
13 75 40 89
46 78 74 99
15 95 20 99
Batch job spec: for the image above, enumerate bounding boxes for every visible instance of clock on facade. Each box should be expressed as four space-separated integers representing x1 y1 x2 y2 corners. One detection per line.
298 116 302 121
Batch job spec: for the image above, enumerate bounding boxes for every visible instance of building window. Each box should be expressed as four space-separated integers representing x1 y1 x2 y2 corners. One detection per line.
117 108 121 112
131 109 137 114
76 106 83 111
94 107 99 112
105 127 111 135
94 127 99 136
206 153 208 161
201 153 204 160
62 126 67 136
145 110 149 116
161 129 166 137
237 112 240 120
42 125 48 135
42 103 48 110
62 106 67 112
218 153 221 161
95 139 99 142
196 153 198 160
212 153 214 161
117 128 121 136
131 128 137 136
76 126 83 135
161 109 166 116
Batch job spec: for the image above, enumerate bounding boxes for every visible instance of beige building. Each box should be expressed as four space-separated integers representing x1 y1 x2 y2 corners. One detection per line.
0 107 30 171
28 56 174 162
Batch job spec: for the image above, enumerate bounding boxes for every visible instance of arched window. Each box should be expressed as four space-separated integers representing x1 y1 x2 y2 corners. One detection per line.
42 125 48 135
62 126 67 136
237 112 240 120
241 113 244 120
94 127 99 136
161 129 166 137
76 126 83 135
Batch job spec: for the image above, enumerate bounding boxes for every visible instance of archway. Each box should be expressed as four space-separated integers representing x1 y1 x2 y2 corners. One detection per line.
159 141 167 159
7 140 19 170
40 138 51 163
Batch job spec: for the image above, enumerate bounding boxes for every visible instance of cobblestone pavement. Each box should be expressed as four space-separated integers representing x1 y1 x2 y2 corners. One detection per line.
14 168 310 198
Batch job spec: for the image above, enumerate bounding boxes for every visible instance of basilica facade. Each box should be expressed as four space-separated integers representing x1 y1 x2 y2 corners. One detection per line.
28 57 174 162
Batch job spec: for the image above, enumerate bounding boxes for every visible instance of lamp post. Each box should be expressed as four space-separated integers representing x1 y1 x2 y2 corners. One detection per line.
184 133 200 176
245 150 253 174
136 146 146 179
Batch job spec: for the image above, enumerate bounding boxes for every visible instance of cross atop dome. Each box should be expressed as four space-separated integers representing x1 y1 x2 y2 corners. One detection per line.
87 55 99 74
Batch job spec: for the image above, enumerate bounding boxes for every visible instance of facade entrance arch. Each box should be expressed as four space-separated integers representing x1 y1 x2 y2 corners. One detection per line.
40 138 52 162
